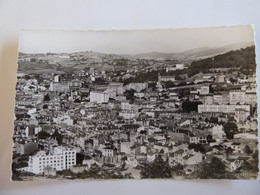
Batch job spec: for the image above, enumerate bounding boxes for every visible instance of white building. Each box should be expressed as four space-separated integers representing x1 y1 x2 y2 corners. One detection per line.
102 147 115 157
213 94 223 104
176 64 185 70
120 142 132 155
245 92 257 105
54 75 60 82
200 85 210 95
215 75 226 83
90 90 109 103
119 110 136 119
229 91 245 105
198 104 250 116
27 146 76 174
158 74 175 82
108 82 124 98
121 101 131 110
235 109 248 122
209 125 226 141
200 95 214 105
53 114 74 126
49 82 70 92
125 82 148 92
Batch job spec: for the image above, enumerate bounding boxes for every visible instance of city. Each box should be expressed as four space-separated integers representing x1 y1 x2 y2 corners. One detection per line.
12 45 258 180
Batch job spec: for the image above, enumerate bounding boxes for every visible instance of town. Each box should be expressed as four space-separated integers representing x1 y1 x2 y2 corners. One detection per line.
12 46 258 180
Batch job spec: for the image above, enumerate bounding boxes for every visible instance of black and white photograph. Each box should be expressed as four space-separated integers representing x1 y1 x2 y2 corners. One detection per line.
12 26 258 180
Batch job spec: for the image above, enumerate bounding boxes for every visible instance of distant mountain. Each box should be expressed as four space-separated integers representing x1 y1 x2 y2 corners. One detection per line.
131 41 254 60
17 42 255 74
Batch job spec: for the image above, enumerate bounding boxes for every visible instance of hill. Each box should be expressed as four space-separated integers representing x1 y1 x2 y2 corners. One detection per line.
187 46 256 76
123 46 257 83
132 42 254 60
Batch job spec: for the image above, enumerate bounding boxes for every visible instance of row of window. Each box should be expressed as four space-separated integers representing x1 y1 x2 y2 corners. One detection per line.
38 161 76 170
39 156 64 161
39 160 75 164
38 153 75 161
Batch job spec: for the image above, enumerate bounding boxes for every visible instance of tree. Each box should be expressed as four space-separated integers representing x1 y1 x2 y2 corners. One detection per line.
44 94 50 102
37 131 51 139
244 145 252 155
124 89 136 101
195 157 228 179
226 147 234 159
223 121 238 139
51 129 62 144
140 156 172 179
148 82 157 89
172 164 185 176
74 99 81 103
182 101 202 112
163 81 175 88
188 143 206 154
238 150 259 176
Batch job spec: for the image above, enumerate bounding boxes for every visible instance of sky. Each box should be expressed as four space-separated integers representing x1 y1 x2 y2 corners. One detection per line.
19 25 254 54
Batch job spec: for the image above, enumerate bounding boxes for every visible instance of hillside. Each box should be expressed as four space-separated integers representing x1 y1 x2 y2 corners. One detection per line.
122 46 257 83
187 46 256 76
132 42 254 60
17 42 255 74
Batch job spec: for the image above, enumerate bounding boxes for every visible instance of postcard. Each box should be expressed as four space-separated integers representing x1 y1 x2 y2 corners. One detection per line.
12 26 258 180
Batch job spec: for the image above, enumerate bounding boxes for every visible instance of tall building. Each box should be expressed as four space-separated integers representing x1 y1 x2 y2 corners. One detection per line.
198 104 250 116
49 82 70 92
108 82 124 98
229 91 245 105
26 146 76 174
90 90 109 103
54 75 60 82
158 73 175 82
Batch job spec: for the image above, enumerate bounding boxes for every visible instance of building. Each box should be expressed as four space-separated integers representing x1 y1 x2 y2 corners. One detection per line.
119 110 136 119
54 75 60 82
121 101 132 110
102 147 115 157
245 92 257 105
90 90 109 103
50 82 70 92
200 85 210 95
209 125 226 141
235 108 248 122
229 91 245 105
125 83 148 92
69 80 82 89
108 82 124 98
198 104 250 116
200 94 213 105
16 98 37 106
215 75 226 83
27 146 76 174
213 94 223 104
158 74 175 82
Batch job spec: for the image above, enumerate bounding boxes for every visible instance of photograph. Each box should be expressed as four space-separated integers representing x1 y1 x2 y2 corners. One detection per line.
12 26 258 181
